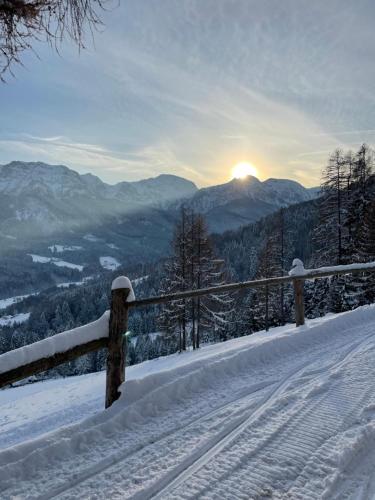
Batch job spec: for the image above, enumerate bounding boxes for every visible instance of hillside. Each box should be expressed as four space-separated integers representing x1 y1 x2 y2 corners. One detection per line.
0 197 319 373
1 306 375 498
183 176 315 232
214 198 318 281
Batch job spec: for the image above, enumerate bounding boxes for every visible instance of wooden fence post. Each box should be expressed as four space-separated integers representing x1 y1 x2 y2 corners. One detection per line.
105 279 131 409
293 278 305 327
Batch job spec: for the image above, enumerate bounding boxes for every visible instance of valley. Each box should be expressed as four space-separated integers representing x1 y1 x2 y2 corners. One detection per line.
0 161 317 298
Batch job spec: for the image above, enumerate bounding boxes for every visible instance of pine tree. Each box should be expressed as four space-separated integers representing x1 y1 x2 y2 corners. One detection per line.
252 235 281 330
158 210 234 348
252 209 291 331
357 199 375 303
310 144 375 313
158 207 190 351
342 144 374 308
191 214 234 345
345 144 374 262
313 149 348 266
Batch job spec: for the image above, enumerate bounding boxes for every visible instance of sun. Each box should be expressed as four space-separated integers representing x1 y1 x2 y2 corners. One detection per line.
231 161 258 180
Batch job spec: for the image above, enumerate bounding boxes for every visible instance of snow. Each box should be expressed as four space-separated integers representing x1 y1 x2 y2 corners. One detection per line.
49 245 83 253
111 276 135 301
28 254 84 271
57 276 94 288
83 234 100 242
28 254 50 263
0 312 30 327
0 311 109 374
289 259 375 277
133 275 149 286
0 293 37 311
1 306 375 498
52 260 84 271
100 256 121 271
0 231 16 240
289 257 305 276
106 243 119 250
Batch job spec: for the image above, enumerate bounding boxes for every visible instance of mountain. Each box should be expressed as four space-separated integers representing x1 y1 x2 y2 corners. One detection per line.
184 176 317 232
0 161 318 242
0 161 319 294
0 161 319 243
0 161 197 239
0 162 197 203
0 163 318 312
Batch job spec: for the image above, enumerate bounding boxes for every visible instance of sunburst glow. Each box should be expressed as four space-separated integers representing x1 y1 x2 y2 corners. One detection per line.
231 162 258 180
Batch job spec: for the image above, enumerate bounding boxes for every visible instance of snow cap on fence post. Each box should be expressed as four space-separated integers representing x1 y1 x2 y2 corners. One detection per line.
289 259 305 277
111 276 135 302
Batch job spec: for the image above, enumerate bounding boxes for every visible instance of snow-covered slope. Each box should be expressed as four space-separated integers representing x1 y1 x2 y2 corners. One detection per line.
0 162 197 203
1 306 375 499
184 175 317 232
0 161 317 240
0 162 197 238
187 176 313 212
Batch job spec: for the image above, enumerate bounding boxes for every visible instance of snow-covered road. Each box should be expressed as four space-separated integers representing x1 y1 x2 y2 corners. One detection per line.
1 306 375 499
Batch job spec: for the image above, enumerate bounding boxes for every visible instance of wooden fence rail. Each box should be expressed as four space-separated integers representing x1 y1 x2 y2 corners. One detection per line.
1 260 375 408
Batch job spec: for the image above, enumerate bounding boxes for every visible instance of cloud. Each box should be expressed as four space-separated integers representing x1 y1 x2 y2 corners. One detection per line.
1 0 375 187
0 134 205 184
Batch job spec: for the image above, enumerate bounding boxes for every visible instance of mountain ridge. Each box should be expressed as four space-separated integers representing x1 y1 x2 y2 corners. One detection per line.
0 160 318 246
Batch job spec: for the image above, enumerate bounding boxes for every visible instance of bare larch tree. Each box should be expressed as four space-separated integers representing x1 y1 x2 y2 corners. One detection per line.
0 0 110 79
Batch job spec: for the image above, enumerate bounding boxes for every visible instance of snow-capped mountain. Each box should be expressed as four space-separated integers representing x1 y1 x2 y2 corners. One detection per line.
0 161 319 299
0 160 318 246
0 161 197 204
183 176 317 232
0 161 197 237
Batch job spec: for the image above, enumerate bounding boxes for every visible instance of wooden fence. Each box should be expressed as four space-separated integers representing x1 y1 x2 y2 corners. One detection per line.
1 260 375 408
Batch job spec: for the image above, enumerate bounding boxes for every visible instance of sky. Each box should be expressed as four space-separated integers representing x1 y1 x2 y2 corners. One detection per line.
1 0 375 187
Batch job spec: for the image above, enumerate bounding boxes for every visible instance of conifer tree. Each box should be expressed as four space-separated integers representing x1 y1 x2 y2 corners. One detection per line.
158 209 234 349
251 208 290 330
158 207 190 351
313 149 348 266
252 235 281 330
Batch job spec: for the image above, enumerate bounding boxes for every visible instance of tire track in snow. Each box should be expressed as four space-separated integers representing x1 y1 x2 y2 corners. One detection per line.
207 380 370 500
145 332 375 500
48 331 375 500
32 380 276 500
4 320 374 500
50 331 375 500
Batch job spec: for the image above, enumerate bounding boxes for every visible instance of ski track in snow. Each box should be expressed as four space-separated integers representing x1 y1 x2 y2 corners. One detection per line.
1 308 375 499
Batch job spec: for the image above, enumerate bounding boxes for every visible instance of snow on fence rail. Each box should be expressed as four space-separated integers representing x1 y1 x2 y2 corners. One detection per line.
1 261 375 408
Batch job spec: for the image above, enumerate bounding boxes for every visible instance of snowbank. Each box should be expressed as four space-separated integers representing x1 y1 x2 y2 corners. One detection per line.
120 304 375 408
1 306 374 467
1 305 375 496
